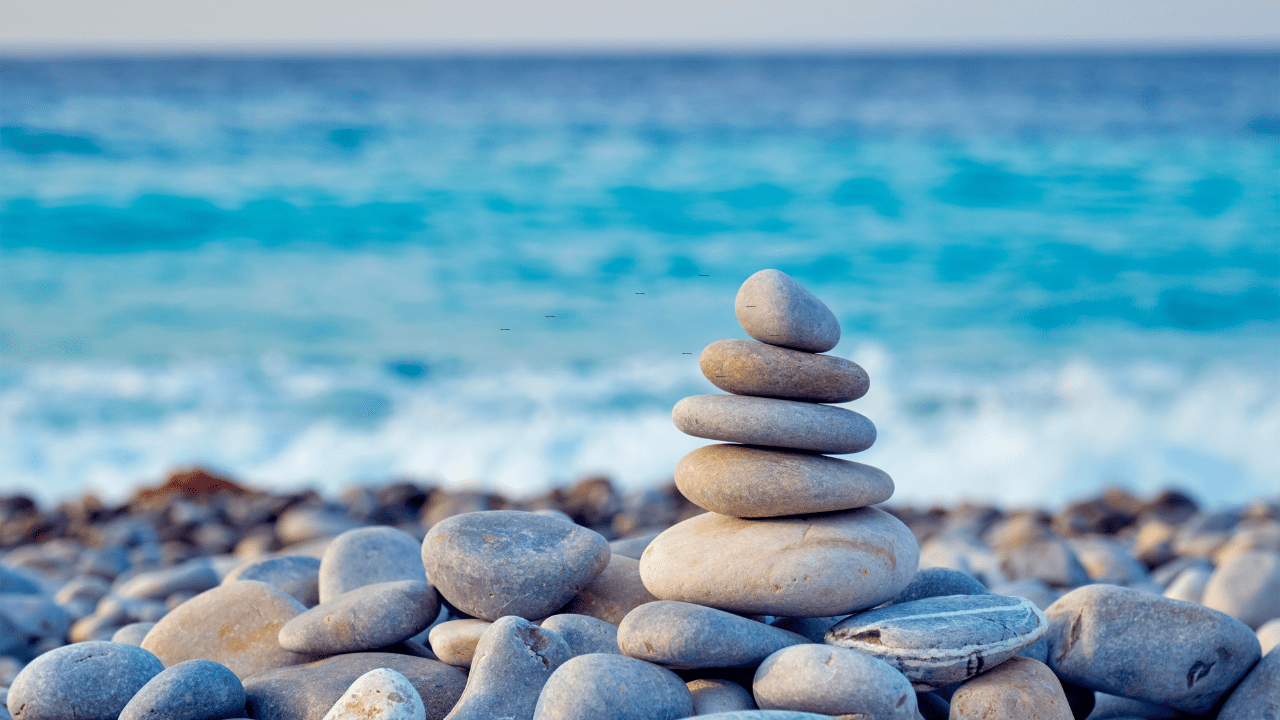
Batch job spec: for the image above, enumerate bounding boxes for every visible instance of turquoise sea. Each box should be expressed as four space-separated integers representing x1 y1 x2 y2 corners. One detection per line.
1 53 1277 506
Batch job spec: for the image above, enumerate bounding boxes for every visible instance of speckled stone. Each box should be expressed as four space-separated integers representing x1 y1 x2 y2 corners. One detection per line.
531 653 693 720
1044 583 1262 715
1218 646 1280 720
444 616 571 720
279 580 440 655
617 601 806 669
422 511 610 621
540 614 621 656
888 567 988 606
7 641 164 720
699 339 867 403
427 619 492 668
947 656 1072 720
672 395 875 455
675 444 893 517
687 679 756 715
322 668 425 720
244 653 467 720
224 556 322 607
111 621 156 646
319 526 427 604
735 269 840 352
557 554 659 626
825 594 1048 691
752 643 916 719
118 659 246 720
640 507 918 617
140 580 318 680
1201 550 1280 630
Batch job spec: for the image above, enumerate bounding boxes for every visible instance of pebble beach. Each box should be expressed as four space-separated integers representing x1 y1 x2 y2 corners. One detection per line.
2 270 1278 720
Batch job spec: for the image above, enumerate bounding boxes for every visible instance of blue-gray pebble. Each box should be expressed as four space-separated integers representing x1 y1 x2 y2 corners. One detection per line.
539 614 621 656
279 580 439 655
111 622 157 646
618 601 807 669
319 526 427 604
8 641 164 720
225 556 322 607
118 659 246 720
531 653 693 720
888 568 988 606
1218 646 1280 720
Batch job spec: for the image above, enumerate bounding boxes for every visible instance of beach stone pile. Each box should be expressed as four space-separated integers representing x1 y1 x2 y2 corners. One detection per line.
1 272 1279 719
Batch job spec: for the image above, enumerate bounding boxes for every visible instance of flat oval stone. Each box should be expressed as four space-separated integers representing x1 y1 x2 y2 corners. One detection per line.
735 269 840 352
1044 583 1262 715
675 444 893 517
640 507 918 617
540 614 621 656
445 616 571 720
119 659 246 720
557 554 659 626
947 656 1072 720
225 556 322 607
699 339 867 403
116 558 220 600
752 644 917 720
140 580 318 680
888 567 988 606
279 580 440 655
618 601 807 669
319 526 427 604
673 395 875 454
8 641 164 720
687 679 756 715
1201 550 1280 630
322 668 425 720
428 619 492 668
1218 646 1280 720
244 653 467 720
825 594 1048 691
422 510 610 621
531 653 694 720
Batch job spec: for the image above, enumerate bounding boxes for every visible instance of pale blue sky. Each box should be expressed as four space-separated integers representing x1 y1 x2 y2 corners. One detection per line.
2 0 1278 53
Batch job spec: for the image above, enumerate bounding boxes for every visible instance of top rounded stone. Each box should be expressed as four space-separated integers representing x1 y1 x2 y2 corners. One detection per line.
735 269 840 353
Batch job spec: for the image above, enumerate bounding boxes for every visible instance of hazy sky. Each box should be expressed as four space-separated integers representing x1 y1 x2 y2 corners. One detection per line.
2 0 1278 53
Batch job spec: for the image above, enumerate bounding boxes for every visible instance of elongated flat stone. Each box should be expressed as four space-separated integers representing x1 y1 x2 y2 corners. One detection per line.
825 594 1048 691
617 601 807 669
735 269 840 352
700 339 867 403
1044 584 1261 715
640 507 918 617
279 580 440 655
753 644 917 720
672 395 875 454
675 444 893 517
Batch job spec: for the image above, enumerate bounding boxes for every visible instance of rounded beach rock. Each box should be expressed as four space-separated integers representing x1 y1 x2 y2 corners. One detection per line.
617 601 807 669
825 594 1048 691
640 507 918 617
118 659 246 720
224 555 322 607
140 579 318 680
319 526 428 604
444 616 571 720
531 653 694 720
699 339 867 403
244 653 466 720
735 269 840 352
321 668 425 720
540 614 621 656
1218 646 1280 720
428 619 492 668
753 643 916 719
687 679 757 715
672 395 875 455
1043 583 1262 715
8 641 164 720
887 567 988 606
675 444 893 517
947 656 1072 720
422 510 610 621
1200 550 1280 630
556 553 659 626
279 579 439 655
112 621 156 646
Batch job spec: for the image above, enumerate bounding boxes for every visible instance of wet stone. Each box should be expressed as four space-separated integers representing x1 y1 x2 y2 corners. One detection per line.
556 553 659 626
735 268 841 353
319 526 427 604
279 580 440 655
947 656 1072 720
540 614 621 656
675 444 893 517
322 668 425 720
825 594 1048 691
443 616 571 720
7 640 164 720
422 511 610 621
427 619 492 669
699 339 868 403
531 653 694 720
224 555 322 607
672 395 875 455
244 653 467 720
1044 583 1262 715
687 679 756 715
752 643 917 720
119 659 246 720
617 601 807 669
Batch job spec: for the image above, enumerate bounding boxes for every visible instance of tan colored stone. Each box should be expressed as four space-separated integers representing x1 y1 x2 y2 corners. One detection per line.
699 339 867 403
428 619 492 669
557 554 659 626
672 394 875 454
949 657 1073 720
734 268 840 352
1201 550 1280 629
675 443 893 517
140 580 318 680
